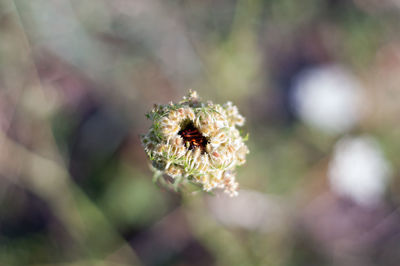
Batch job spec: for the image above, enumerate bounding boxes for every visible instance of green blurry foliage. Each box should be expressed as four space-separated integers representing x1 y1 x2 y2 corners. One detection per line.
100 165 169 229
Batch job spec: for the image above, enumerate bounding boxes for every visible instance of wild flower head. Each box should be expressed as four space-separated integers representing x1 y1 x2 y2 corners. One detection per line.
141 90 249 196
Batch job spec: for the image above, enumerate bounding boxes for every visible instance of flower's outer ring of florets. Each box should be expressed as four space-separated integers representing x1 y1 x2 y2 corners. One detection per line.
141 90 249 196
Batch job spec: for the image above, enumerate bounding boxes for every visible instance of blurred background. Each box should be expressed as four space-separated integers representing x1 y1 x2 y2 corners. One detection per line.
1 0 400 265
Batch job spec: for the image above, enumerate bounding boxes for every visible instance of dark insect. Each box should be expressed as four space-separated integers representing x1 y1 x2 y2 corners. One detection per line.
178 123 208 152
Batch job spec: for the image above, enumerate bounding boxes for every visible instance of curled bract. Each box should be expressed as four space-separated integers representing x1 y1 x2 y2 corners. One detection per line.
141 90 249 196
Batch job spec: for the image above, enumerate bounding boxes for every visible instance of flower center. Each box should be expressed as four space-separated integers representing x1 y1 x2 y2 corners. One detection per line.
178 121 208 152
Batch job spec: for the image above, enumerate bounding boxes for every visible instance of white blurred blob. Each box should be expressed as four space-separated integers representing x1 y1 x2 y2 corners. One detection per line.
328 136 391 206
292 64 363 134
207 190 286 232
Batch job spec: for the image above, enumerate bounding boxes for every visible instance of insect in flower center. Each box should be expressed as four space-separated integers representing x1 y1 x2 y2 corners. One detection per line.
178 121 208 153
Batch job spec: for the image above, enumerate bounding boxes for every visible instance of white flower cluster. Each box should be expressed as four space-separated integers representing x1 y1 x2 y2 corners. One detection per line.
141 90 249 196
